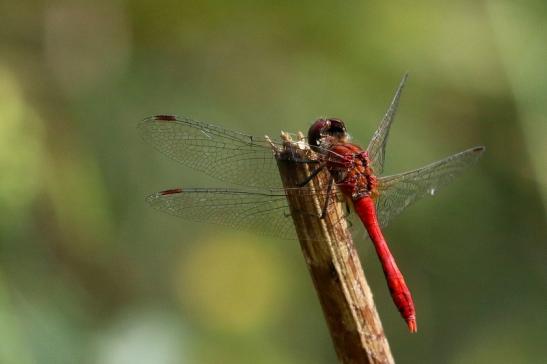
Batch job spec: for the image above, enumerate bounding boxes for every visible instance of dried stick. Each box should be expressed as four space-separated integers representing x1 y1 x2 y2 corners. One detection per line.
271 132 394 364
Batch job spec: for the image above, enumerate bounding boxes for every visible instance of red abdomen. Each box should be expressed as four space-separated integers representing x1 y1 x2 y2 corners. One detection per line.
353 196 417 332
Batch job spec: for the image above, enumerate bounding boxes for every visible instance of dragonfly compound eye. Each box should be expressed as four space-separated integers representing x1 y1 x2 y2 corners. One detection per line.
307 118 347 150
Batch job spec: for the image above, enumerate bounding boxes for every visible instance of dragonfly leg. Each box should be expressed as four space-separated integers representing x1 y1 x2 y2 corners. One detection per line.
297 162 326 187
292 159 321 164
344 203 354 227
288 177 336 220
319 176 335 219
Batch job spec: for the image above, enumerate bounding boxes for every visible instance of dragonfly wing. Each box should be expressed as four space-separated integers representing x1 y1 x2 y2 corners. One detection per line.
146 186 347 241
366 74 408 175
138 115 286 188
146 187 297 239
375 146 485 228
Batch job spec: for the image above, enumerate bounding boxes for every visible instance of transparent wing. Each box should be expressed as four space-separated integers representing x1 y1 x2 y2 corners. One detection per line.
138 115 286 188
366 74 408 175
374 146 485 228
147 187 295 239
145 187 346 240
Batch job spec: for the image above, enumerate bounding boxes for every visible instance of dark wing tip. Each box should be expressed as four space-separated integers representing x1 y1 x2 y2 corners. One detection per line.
138 115 180 137
145 188 183 205
159 188 183 195
140 115 179 125
472 146 486 153
153 115 178 121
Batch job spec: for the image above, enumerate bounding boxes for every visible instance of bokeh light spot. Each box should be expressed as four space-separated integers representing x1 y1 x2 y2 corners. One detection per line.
0 65 45 222
174 233 288 333
93 310 187 364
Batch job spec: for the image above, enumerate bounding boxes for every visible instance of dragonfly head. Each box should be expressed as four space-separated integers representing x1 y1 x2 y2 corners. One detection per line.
307 118 348 152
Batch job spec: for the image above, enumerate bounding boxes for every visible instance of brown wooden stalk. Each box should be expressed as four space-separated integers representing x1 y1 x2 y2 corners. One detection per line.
270 131 394 364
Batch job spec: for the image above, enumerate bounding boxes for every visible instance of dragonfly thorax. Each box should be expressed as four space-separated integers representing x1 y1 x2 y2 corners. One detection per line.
326 143 378 200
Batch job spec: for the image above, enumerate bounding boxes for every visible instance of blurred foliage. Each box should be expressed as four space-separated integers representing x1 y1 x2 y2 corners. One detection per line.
0 1 546 363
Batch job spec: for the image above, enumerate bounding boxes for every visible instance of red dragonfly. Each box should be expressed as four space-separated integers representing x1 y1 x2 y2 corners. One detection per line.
139 75 484 333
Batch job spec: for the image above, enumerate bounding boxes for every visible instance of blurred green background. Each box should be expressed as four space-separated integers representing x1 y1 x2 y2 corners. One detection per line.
1 1 546 363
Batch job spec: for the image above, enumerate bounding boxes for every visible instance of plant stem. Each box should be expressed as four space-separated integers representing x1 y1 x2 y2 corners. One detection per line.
273 132 394 364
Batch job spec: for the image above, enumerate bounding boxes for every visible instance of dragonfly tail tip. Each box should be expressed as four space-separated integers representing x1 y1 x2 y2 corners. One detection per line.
407 318 418 333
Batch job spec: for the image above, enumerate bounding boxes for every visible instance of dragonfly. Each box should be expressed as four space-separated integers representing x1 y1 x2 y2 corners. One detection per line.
138 75 485 333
